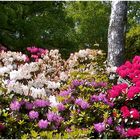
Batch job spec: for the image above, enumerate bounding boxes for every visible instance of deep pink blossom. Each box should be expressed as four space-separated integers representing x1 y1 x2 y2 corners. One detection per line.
132 77 140 83
129 73 135 79
127 86 140 99
119 70 128 78
134 70 140 75
132 56 140 63
108 83 127 99
31 55 38 59
130 108 139 119
133 63 140 69
125 61 132 68
27 47 39 53
120 106 130 118
136 81 140 87
127 128 140 137
108 89 120 98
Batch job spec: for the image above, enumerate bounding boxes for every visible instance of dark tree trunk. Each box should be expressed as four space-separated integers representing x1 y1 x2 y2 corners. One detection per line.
107 1 127 67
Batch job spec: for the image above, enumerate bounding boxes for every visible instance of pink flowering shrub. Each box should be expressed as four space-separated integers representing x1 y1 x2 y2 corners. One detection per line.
26 46 48 62
108 56 140 138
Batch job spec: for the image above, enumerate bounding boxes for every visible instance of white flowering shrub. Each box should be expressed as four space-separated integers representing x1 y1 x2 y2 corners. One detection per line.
0 47 106 100
66 49 108 83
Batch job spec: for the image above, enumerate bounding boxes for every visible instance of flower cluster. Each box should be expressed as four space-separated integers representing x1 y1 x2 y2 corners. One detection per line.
0 48 66 99
0 48 105 100
27 46 47 62
108 56 140 138
117 56 140 82
66 49 106 76
2 47 140 138
120 106 139 119
75 98 90 109
0 51 27 76
0 95 64 138
56 79 113 138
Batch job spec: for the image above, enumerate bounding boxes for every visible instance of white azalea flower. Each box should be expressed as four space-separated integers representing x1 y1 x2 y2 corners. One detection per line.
59 72 68 81
47 81 60 89
49 95 59 107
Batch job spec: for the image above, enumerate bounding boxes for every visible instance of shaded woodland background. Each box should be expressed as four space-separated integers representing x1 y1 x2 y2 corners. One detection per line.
0 1 139 59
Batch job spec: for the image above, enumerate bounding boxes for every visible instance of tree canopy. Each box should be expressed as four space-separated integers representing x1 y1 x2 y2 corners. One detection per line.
0 1 139 59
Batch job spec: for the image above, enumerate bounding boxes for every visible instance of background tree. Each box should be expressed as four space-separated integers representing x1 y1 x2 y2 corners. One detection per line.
66 1 110 51
0 1 139 60
0 1 76 58
107 1 127 67
126 1 140 60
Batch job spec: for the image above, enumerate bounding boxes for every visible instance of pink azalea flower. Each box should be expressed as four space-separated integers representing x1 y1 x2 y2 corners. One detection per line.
38 119 49 129
136 81 140 87
129 73 135 79
130 108 139 119
132 56 140 63
108 83 127 99
124 61 132 68
120 106 130 118
127 86 140 99
127 128 140 137
10 100 21 111
31 55 38 59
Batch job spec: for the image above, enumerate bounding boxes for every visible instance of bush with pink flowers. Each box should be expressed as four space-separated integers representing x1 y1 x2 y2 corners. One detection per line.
108 56 140 138
0 47 140 138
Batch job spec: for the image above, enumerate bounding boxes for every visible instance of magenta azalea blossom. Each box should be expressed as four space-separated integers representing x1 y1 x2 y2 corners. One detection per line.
120 106 130 118
25 102 34 110
10 100 21 111
127 128 140 137
38 119 49 129
75 98 90 109
34 99 50 108
57 103 65 111
94 122 105 133
29 110 39 119
107 117 113 125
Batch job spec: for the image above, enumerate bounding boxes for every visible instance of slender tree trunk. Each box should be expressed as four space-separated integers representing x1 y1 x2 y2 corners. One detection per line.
107 1 127 67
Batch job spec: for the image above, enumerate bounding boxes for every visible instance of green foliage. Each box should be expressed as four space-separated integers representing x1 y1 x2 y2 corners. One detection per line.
126 25 140 60
38 128 90 139
66 1 110 51
0 2 76 58
126 2 140 60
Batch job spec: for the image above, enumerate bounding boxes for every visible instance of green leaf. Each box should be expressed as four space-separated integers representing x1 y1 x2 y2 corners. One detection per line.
18 120 25 125
30 130 38 138
2 112 8 117
21 134 28 139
